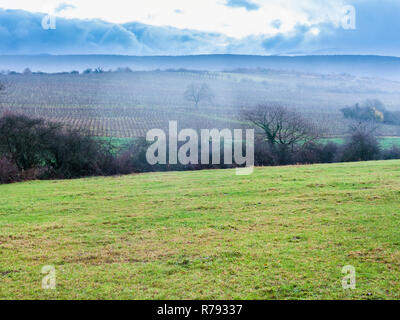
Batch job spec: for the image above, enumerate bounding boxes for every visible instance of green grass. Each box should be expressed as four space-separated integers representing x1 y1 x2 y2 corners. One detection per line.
99 136 400 152
1 160 400 300
322 136 400 148
97 136 133 149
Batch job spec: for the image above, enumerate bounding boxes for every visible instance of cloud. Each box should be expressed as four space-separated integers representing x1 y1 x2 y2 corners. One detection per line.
0 0 288 37
0 1 400 57
258 0 400 56
55 3 76 13
123 22 231 54
0 9 234 55
225 0 260 11
0 9 144 55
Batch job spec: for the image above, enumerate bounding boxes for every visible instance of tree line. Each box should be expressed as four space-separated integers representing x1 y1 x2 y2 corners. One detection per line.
1 105 400 184
341 99 400 126
243 103 400 166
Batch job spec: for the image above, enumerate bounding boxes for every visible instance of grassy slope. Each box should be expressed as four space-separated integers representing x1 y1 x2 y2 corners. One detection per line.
1 161 400 300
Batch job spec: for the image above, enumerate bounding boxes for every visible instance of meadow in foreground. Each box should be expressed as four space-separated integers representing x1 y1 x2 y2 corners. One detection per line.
1 160 400 299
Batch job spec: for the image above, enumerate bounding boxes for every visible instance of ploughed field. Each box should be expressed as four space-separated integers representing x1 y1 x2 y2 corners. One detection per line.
2 70 400 137
1 160 400 299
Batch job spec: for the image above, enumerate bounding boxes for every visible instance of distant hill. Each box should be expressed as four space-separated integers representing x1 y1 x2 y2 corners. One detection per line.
1 55 400 80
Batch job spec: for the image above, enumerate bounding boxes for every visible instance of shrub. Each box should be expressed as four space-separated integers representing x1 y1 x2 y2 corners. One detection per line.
46 129 117 178
320 142 339 163
0 113 61 170
290 142 337 165
340 130 381 162
382 145 400 160
0 157 19 184
293 143 324 164
0 113 117 179
116 138 155 173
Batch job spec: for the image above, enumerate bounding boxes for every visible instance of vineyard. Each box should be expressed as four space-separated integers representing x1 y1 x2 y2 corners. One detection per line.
1 70 400 137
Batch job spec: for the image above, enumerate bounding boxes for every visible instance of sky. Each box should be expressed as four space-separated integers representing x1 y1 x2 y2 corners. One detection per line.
0 0 399 56
0 0 346 38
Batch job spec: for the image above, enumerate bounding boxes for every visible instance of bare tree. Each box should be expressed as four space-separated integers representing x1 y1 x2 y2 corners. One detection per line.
242 104 321 150
184 83 214 109
348 120 378 135
340 121 380 162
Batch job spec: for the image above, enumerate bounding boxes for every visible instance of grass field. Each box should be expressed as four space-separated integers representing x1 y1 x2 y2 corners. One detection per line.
102 135 400 149
1 160 400 300
323 136 400 148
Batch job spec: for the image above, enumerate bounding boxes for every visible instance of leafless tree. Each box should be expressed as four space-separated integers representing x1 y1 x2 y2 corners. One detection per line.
184 82 214 109
242 103 321 150
348 120 378 136
340 121 381 162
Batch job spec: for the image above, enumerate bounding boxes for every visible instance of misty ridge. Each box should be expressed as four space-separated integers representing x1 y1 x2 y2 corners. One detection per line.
2 55 400 80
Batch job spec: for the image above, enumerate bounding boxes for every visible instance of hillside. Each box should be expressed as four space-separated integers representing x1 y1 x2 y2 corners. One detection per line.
1 160 400 299
2 69 400 137
2 55 400 81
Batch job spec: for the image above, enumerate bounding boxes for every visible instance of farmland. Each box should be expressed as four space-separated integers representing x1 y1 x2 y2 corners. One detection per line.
1 69 400 138
323 137 400 148
1 160 400 299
